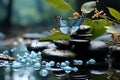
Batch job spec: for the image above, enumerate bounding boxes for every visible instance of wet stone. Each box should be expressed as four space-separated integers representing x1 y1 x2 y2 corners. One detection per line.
70 34 93 39
69 39 90 49
42 49 76 62
0 54 15 61
52 40 70 50
76 25 90 34
27 40 56 52
89 40 109 61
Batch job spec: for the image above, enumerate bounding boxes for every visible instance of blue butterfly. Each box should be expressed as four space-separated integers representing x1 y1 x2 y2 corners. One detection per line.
55 16 84 34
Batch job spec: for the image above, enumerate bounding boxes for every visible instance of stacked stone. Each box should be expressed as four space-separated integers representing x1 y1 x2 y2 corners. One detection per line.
69 25 92 60
68 25 92 80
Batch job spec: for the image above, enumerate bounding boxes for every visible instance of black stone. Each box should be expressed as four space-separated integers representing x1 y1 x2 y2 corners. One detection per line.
69 65 91 80
76 25 90 34
42 49 76 62
70 34 93 39
111 46 120 70
27 40 55 52
52 40 71 50
69 39 90 46
0 54 15 61
68 25 92 60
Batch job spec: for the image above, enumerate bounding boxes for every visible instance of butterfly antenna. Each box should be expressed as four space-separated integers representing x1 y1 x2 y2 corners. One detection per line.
54 16 61 29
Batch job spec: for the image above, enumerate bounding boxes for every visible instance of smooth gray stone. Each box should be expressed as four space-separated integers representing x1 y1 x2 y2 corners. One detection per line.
89 41 108 51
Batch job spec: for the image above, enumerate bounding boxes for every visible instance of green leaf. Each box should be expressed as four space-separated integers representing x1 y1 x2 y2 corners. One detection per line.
83 19 113 39
44 0 73 10
39 32 70 41
81 1 96 13
107 7 120 21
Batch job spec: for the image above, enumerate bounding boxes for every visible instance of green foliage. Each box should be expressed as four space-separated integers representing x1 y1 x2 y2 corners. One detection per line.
39 32 70 41
107 7 120 21
83 19 113 39
44 0 74 11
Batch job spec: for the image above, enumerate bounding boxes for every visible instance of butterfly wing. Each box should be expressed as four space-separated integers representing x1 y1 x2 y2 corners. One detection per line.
71 16 83 34
60 19 70 34
55 16 70 34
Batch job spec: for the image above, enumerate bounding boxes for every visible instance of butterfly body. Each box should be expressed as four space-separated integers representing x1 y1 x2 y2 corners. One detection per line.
55 16 84 34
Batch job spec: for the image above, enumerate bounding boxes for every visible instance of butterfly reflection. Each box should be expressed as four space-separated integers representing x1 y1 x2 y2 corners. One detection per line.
55 16 84 34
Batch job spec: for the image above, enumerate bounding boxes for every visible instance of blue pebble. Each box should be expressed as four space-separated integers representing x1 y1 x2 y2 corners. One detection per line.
30 51 37 59
73 60 83 65
11 47 17 52
72 67 78 72
77 60 83 65
65 61 70 65
45 63 51 68
3 61 9 66
10 49 14 52
87 59 96 65
49 61 55 66
37 52 41 57
41 61 47 66
16 56 23 62
33 62 41 70
12 62 22 71
25 62 31 68
3 50 9 54
26 57 31 62
56 62 60 67
63 66 72 73
60 62 67 68
20 58 26 64
39 69 48 77
23 52 29 58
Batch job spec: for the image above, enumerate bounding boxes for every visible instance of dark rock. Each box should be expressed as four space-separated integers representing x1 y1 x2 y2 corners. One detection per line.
42 49 76 62
70 34 92 39
89 41 109 61
69 39 90 46
69 66 91 80
76 25 90 34
27 40 56 52
90 41 108 51
68 25 92 60
52 40 70 50
111 46 120 70
0 54 15 61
